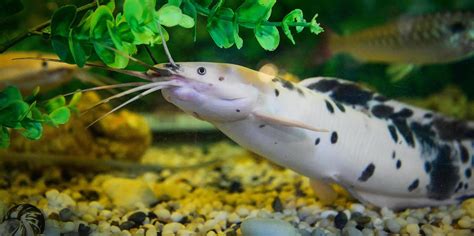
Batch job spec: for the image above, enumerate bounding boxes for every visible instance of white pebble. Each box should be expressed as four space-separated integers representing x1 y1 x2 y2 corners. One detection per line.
155 208 171 221
350 204 365 214
171 212 184 222
320 210 338 218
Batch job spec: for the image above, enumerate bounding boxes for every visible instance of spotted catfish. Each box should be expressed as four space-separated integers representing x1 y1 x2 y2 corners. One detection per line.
150 62 474 209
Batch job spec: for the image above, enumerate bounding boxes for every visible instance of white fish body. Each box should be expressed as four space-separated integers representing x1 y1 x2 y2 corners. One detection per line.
156 62 474 209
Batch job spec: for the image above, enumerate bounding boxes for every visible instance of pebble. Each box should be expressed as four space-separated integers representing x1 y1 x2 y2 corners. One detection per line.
272 197 284 212
102 178 157 209
312 228 327 236
457 216 472 228
59 208 74 222
342 226 363 236
128 211 147 225
119 221 136 230
384 219 401 233
241 218 299 236
406 224 420 235
162 222 185 233
334 211 348 229
155 208 171 221
78 223 91 236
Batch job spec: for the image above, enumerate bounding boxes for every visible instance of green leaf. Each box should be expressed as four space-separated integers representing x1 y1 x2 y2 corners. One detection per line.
254 24 279 51
236 0 276 28
49 107 71 126
124 0 160 44
182 0 198 40
50 5 77 63
19 119 43 140
207 8 235 48
44 96 66 114
310 14 324 34
156 4 183 27
0 100 29 128
68 91 82 107
168 0 182 7
0 86 22 110
282 9 304 44
179 14 195 28
0 127 10 148
196 0 213 8
233 15 243 49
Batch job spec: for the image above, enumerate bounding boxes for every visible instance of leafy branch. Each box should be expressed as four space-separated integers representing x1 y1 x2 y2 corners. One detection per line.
45 0 323 68
0 86 81 148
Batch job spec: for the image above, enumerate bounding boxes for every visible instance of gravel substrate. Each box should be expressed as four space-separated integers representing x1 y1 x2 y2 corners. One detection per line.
1 142 474 235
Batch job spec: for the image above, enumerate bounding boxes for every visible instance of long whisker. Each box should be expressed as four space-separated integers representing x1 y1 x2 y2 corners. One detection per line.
13 57 153 81
80 82 165 115
86 84 170 128
63 82 148 97
159 26 178 68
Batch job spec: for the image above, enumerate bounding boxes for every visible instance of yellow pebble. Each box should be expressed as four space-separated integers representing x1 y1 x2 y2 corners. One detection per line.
457 216 473 229
462 199 474 218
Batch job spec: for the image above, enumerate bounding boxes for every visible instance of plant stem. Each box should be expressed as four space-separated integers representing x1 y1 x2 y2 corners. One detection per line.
0 1 98 53
190 0 312 28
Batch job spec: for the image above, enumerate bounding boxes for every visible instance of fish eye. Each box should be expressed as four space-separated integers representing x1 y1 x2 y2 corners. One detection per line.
197 67 206 75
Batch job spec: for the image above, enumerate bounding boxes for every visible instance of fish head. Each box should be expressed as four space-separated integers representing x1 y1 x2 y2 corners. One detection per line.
445 13 474 53
153 62 260 122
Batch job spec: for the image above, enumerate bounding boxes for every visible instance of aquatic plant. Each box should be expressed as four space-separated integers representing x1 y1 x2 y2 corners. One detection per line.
48 0 323 68
0 86 81 148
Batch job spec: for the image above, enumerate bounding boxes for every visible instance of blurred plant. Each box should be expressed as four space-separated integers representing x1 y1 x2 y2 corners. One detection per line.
48 0 323 68
0 86 81 148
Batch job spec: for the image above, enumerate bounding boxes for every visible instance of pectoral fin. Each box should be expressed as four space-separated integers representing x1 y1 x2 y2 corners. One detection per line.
252 112 328 132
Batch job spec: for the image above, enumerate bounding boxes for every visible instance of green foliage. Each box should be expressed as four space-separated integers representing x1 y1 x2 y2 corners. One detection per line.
48 0 323 68
0 86 80 148
0 0 24 18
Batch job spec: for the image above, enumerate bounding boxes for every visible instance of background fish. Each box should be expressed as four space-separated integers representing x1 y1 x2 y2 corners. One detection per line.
318 12 474 65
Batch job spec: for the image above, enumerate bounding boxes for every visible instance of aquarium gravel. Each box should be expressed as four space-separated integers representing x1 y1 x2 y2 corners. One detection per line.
1 142 474 236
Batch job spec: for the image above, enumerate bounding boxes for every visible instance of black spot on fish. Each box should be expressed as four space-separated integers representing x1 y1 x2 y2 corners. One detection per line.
297 88 304 96
374 95 389 102
465 169 471 178
330 84 373 107
392 119 415 148
259 124 266 128
331 132 338 144
371 104 394 118
465 183 469 189
432 118 474 141
411 122 436 155
427 145 460 200
449 21 466 34
306 79 340 93
408 179 419 192
425 162 432 173
335 102 345 112
396 160 402 169
390 108 413 119
358 163 375 182
236 109 240 112
424 113 433 119
272 78 278 82
219 76 225 81
392 151 396 159
275 89 280 97
325 100 334 114
42 61 48 68
387 125 398 143
455 182 464 193
315 138 320 145
278 78 294 90
460 144 469 163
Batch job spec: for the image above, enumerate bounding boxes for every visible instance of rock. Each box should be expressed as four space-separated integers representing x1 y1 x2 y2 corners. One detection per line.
334 211 348 230
462 199 474 218
128 211 147 225
241 218 299 236
405 224 419 235
342 227 363 236
272 197 284 212
119 221 136 230
312 228 327 236
385 219 401 233
102 177 157 209
59 208 74 222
